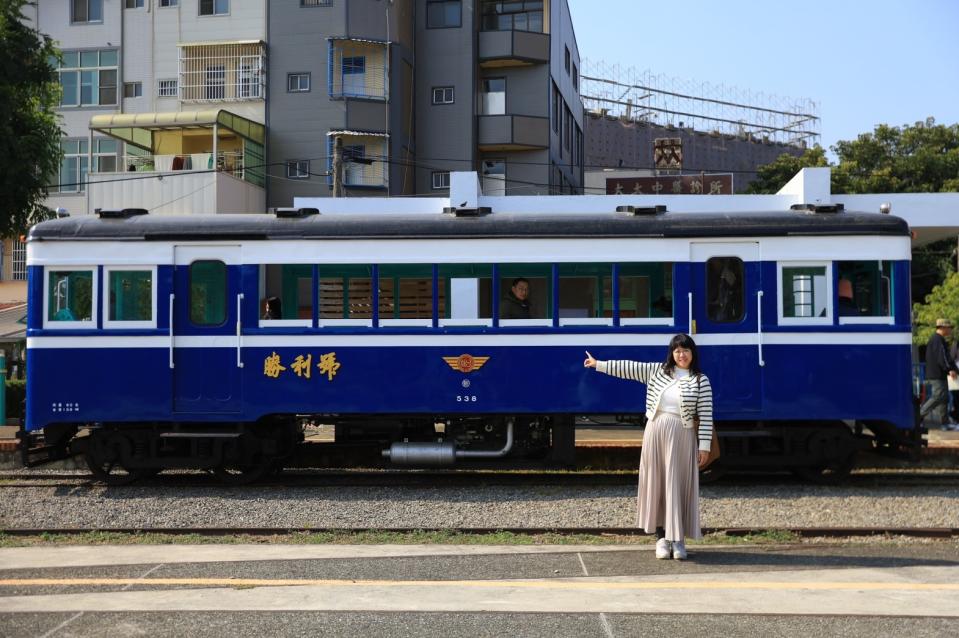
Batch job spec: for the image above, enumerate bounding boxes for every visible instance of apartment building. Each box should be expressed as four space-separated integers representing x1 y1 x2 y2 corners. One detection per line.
269 0 583 201
24 0 582 223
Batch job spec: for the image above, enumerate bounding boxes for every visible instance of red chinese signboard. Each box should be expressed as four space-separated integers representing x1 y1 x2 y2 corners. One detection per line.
605 174 734 195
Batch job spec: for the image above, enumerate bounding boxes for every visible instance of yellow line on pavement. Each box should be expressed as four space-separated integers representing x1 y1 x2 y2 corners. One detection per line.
1 578 958 591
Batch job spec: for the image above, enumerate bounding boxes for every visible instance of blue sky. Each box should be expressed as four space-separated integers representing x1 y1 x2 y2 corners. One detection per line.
567 0 959 153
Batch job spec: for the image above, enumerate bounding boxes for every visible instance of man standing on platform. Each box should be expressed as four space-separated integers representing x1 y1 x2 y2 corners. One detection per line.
920 318 959 430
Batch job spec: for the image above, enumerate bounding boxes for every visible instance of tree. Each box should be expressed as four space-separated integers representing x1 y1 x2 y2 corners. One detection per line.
0 0 62 237
913 272 959 346
745 146 829 194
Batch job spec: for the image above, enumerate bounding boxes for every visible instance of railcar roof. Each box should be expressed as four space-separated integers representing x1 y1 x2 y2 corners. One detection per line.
28 210 910 241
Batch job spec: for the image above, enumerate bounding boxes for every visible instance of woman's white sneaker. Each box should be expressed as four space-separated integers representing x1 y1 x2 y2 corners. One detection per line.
671 541 687 560
655 538 672 559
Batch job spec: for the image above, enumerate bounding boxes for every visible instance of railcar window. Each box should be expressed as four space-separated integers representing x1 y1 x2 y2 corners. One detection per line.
379 265 439 323
558 263 611 325
779 263 831 323
603 263 674 323
259 264 312 323
498 264 550 321
46 270 94 323
438 264 493 325
106 268 153 323
706 257 744 322
318 265 374 321
189 260 226 326
837 260 893 321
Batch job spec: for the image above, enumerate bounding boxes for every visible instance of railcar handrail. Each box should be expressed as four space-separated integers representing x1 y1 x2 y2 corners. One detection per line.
757 290 765 367
168 293 175 369
236 294 244 369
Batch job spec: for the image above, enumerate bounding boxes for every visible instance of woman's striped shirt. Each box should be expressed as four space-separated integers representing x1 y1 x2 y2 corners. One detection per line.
595 360 714 452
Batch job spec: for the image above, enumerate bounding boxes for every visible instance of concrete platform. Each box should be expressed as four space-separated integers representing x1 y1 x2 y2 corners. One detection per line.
1 542 958 637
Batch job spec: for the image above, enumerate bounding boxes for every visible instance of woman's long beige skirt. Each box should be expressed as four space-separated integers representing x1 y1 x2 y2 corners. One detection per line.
636 412 701 541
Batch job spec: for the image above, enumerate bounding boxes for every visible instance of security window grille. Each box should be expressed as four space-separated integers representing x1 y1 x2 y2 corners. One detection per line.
286 160 310 179
199 0 229 16
329 40 387 100
157 79 178 97
179 42 265 102
123 82 142 98
432 86 454 104
432 171 450 189
12 240 26 281
57 49 118 107
427 0 461 28
287 73 311 92
72 0 103 22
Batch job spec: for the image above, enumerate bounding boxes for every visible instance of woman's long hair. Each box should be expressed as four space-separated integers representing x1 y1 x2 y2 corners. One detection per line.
662 333 702 377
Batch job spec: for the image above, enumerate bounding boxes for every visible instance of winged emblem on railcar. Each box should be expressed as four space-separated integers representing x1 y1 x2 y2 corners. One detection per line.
442 354 490 374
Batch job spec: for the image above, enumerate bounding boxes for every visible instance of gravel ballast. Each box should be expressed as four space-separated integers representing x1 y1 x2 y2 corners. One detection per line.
2 482 958 530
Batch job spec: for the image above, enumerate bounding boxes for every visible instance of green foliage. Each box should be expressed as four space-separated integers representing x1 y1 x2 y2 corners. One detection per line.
745 146 830 194
0 0 63 237
912 272 959 346
5 378 25 417
832 119 959 194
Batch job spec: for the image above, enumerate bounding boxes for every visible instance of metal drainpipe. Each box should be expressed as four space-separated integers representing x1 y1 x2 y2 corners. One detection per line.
456 419 514 459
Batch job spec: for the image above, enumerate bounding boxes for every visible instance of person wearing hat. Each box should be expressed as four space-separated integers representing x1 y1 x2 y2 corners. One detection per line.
920 318 959 429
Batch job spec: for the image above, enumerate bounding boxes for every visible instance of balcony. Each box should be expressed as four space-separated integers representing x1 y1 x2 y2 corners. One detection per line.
88 157 265 215
478 115 549 152
328 38 388 101
178 41 265 103
87 109 266 214
327 131 388 189
478 30 549 68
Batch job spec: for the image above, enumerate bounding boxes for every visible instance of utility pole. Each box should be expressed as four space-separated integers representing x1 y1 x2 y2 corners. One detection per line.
332 136 344 197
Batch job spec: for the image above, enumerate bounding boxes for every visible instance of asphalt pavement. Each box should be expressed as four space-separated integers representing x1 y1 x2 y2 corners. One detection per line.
1 541 957 637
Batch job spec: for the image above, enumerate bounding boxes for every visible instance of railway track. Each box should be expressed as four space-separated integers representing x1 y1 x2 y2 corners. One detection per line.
2 468 958 488
1 526 957 539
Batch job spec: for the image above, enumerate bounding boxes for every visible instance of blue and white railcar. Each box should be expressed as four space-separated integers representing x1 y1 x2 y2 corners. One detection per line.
22 204 916 482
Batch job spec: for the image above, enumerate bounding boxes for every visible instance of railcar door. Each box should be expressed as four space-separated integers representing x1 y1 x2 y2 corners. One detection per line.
172 245 243 413
689 242 763 414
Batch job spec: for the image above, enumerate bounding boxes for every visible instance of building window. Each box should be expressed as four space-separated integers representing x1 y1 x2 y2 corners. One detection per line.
12 239 26 281
432 171 450 190
286 160 310 179
565 46 570 74
54 139 87 194
287 73 311 92
159 0 179 6
125 0 144 7
427 0 461 28
479 77 505 115
341 56 366 96
199 0 229 15
552 82 560 134
157 79 178 97
301 0 332 5
480 0 543 32
205 65 226 100
93 138 118 173
56 49 118 107
572 64 579 91
432 86 454 104
72 0 103 23
564 105 572 153
123 82 142 98
237 56 262 98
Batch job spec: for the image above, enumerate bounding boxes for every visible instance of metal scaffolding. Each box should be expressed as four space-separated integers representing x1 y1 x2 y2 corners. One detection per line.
580 60 820 147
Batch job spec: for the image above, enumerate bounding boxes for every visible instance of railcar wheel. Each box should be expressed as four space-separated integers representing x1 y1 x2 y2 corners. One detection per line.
791 454 856 484
84 432 146 486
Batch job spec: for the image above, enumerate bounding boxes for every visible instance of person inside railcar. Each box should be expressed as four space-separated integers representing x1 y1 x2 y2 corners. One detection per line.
583 334 714 561
500 277 531 319
837 278 861 317
262 296 282 320
921 318 959 429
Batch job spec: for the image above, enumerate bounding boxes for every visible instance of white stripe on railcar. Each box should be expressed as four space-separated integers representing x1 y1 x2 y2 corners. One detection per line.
27 332 913 349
